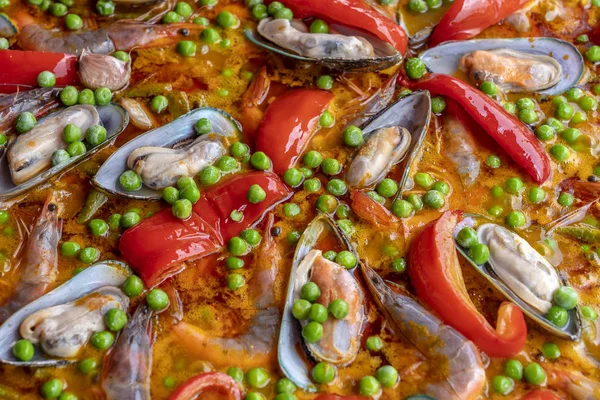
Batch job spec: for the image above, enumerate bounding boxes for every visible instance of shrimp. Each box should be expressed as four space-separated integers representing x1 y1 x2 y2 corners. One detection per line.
362 265 486 400
0 192 61 324
545 365 600 400
238 66 271 147
101 304 154 400
172 214 280 369
0 88 61 132
17 15 204 55
444 99 481 188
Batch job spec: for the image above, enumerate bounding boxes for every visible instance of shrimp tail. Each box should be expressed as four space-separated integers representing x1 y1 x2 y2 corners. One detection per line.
239 66 271 147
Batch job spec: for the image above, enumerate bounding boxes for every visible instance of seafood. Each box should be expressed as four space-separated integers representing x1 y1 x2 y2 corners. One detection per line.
78 51 131 91
0 88 61 132
443 99 480 187
8 105 100 185
419 38 583 95
19 286 129 358
120 98 155 130
127 136 225 190
94 107 241 199
101 304 153 400
0 262 130 366
173 214 280 369
0 193 61 325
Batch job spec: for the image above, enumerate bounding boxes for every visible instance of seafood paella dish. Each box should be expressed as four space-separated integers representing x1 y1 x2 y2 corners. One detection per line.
3 0 600 398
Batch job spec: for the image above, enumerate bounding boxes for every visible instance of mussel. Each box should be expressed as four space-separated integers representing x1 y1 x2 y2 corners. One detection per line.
0 261 131 366
279 215 365 391
245 19 401 72
420 38 583 95
93 107 241 199
454 219 582 340
346 91 431 190
0 14 17 38
0 103 128 201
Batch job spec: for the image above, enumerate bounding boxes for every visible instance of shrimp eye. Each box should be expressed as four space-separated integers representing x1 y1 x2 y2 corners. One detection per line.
179 29 190 36
48 203 57 212
270 226 282 237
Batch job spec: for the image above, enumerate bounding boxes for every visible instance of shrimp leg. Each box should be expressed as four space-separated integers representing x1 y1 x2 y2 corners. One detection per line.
0 193 61 324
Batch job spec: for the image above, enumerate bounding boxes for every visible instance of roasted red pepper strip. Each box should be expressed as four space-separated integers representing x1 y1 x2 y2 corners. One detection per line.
429 0 529 46
168 372 242 400
119 171 291 287
268 0 407 54
408 211 527 358
400 74 551 184
521 390 562 400
350 189 400 227
0 50 78 94
255 89 333 174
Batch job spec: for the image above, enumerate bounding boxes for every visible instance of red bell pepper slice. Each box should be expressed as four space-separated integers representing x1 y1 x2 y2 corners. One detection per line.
255 89 333 174
429 0 529 46
521 390 562 400
168 372 242 400
0 50 79 94
119 171 291 287
408 210 527 358
349 189 400 227
400 74 551 184
269 0 407 54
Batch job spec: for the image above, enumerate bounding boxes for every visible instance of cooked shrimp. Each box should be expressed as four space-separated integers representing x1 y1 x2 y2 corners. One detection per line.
362 266 486 400
0 193 61 324
239 66 271 147
0 88 61 132
172 214 280 369
546 365 600 400
101 304 154 400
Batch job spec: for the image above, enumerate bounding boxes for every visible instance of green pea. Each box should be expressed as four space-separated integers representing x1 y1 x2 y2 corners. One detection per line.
546 305 568 327
150 95 168 113
376 365 398 388
310 19 328 34
64 13 83 30
120 211 141 229
193 16 209 25
489 204 504 217
516 97 535 110
119 170 142 191
555 102 574 120
491 375 513 395
503 102 516 114
535 124 554 141
62 124 82 143
163 11 182 23
486 155 501 168
504 359 523 381
61 241 81 257
52 150 70 166
519 108 538 124
480 81 497 96
391 199 413 219
542 342 560 360
66 141 86 157
308 303 328 323
247 184 266 204
60 86 78 106
86 125 107 146
229 142 249 159
342 125 363 147
300 151 322 169
557 192 574 207
406 193 423 211
523 363 546 385
200 0 216 5
431 96 446 113
321 158 341 175
174 1 192 16
552 286 578 310
505 210 526 229
226 367 244 383
216 10 238 28
316 194 338 214
228 236 249 256
267 0 283 14
338 219 355 236
122 275 144 297
198 166 220 186
147 288 169 310
573 112 587 125
250 151 272 170
88 219 108 236
581 305 598 320
96 0 115 15
414 172 433 189
529 187 546 204
300 282 320 302
422 190 445 209
251 3 268 19
13 339 34 361
94 87 112 106
491 185 504 198
505 177 525 194
326 179 347 197
15 112 36 133
41 379 63 399
240 229 261 247
561 127 581 144
456 227 477 248
323 250 337 261
282 203 301 218
579 96 598 111
304 178 321 192
283 168 303 188
432 181 450 195
319 110 334 128
203 28 223 44
216 156 238 173
376 178 398 198
246 367 270 388
550 144 570 162
468 243 490 265
391 257 406 273
545 117 564 133
276 378 296 394
0 0 8 9
176 40 196 56
359 376 381 396
178 177 197 189
292 299 311 320
586 45 600 63
78 88 95 105
366 335 383 351
326 298 349 320
578 34 590 43
79 247 99 263
407 0 427 12
316 74 334 90
78 358 98 375
274 7 292 19
245 393 265 400
91 331 114 349
160 187 178 205
404 58 426 80
286 230 300 244
172 198 193 219
335 250 356 269
227 273 245 290
311 362 335 383
104 308 127 331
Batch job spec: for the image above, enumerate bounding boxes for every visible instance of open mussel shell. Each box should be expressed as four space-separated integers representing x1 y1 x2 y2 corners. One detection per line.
420 38 583 96
0 14 17 38
454 220 582 341
93 107 241 200
346 90 430 191
0 103 128 201
0 261 131 367
278 214 364 391
244 22 401 73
